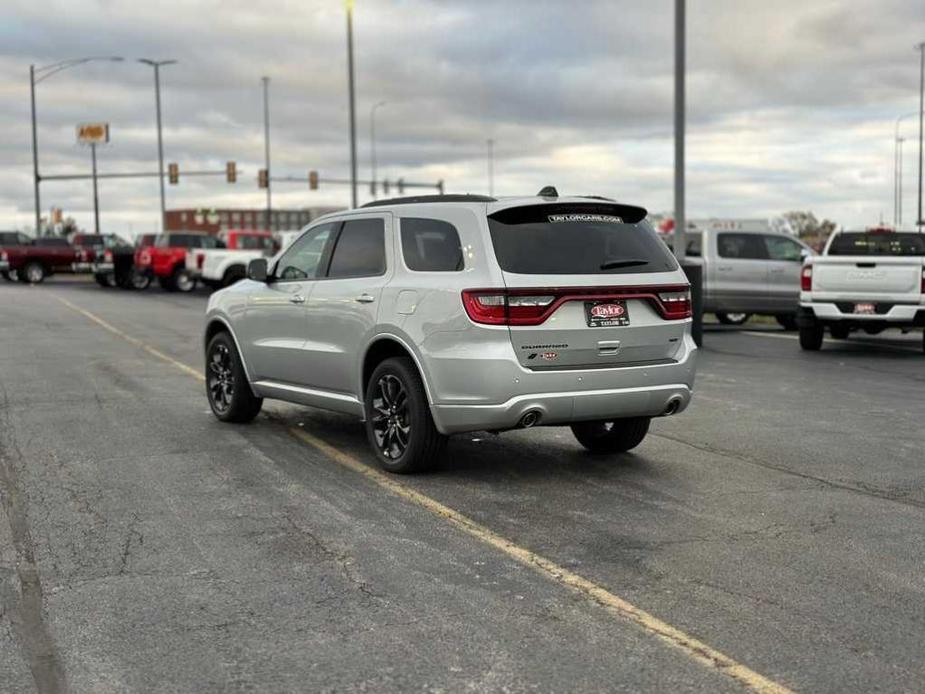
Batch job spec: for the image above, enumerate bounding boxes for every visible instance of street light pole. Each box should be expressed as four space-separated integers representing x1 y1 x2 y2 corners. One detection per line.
898 137 904 228
346 0 358 208
30 56 123 236
916 42 924 227
487 139 494 196
262 76 272 229
370 101 386 199
674 0 686 264
138 59 177 233
90 143 100 234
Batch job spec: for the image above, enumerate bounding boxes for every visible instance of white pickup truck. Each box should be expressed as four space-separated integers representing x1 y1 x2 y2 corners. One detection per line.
798 230 925 352
188 229 278 288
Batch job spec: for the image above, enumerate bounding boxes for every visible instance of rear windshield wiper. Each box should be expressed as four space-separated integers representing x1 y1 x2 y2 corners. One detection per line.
600 258 650 270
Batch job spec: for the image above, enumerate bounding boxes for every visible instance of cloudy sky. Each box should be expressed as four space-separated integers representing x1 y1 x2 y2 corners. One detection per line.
1 0 924 236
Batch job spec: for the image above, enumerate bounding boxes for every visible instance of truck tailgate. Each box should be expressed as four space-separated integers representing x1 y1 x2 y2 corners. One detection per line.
813 257 922 296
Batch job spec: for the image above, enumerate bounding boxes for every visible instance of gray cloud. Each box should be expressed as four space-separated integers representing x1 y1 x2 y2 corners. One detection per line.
0 0 923 234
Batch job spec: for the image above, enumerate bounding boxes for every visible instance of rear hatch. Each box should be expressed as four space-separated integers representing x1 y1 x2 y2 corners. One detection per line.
815 232 925 296
473 202 690 369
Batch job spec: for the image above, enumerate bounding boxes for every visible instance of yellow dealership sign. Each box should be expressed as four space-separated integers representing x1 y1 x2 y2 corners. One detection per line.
76 123 110 144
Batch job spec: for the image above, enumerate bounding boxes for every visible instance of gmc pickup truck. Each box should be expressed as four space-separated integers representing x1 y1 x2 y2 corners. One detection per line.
187 229 277 288
798 230 925 352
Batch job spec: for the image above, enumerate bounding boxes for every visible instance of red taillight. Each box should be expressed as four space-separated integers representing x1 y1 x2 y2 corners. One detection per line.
462 286 691 326
196 253 205 270
104 250 113 262
921 268 925 294
801 265 813 291
1 251 7 261
138 251 151 266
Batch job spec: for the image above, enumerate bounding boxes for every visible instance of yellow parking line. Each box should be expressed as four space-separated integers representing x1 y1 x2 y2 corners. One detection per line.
57 295 793 694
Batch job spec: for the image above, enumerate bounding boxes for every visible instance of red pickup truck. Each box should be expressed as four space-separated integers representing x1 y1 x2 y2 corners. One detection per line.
134 232 221 292
0 237 78 284
0 231 33 281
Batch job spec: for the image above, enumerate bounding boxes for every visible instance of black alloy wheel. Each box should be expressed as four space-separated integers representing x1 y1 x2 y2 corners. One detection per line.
372 374 411 461
205 332 263 423
207 343 235 415
364 357 446 473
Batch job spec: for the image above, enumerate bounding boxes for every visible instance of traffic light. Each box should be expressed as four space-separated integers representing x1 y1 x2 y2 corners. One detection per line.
226 161 236 183
397 177 405 194
308 170 319 190
168 163 179 185
258 168 268 189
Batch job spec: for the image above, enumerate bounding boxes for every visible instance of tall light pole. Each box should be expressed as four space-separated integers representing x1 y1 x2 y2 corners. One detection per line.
915 42 924 228
262 76 272 229
894 109 923 227
345 0 358 208
30 56 123 235
138 59 177 233
370 101 386 199
674 0 686 263
487 138 494 196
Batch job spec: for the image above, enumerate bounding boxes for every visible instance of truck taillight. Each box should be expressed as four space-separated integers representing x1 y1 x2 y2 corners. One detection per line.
801 265 813 291
139 251 151 266
196 253 205 270
104 250 113 262
462 285 691 326
1 251 6 261
921 268 925 294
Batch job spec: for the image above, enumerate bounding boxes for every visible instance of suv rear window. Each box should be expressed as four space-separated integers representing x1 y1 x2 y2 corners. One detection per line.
400 218 463 271
487 205 677 275
828 232 925 256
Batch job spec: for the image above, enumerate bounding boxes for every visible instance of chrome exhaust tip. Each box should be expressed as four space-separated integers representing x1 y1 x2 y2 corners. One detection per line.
663 398 682 416
519 410 541 428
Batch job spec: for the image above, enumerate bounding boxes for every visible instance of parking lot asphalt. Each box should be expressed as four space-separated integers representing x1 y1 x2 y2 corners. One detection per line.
1 278 923 693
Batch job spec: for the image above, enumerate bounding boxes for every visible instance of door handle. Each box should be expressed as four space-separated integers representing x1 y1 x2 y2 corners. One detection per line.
289 294 306 304
355 294 376 303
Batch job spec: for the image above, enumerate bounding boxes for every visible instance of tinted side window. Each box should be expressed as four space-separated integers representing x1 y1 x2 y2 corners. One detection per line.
275 223 336 280
717 233 768 260
763 235 804 261
400 218 463 271
327 219 386 278
167 234 202 248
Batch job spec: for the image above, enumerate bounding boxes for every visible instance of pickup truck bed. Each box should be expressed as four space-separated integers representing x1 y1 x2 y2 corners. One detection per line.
798 231 925 351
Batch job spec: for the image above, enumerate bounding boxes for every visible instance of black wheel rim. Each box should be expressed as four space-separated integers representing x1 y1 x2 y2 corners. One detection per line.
207 344 235 413
372 374 410 460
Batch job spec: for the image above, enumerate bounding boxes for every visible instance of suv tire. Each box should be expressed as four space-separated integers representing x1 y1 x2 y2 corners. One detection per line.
205 332 263 423
364 357 446 473
799 324 824 350
571 417 651 453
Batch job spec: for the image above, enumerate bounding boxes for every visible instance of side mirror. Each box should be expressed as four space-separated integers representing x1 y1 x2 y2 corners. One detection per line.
247 257 268 282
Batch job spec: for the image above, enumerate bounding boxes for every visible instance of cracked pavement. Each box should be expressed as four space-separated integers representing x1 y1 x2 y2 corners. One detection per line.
0 278 923 693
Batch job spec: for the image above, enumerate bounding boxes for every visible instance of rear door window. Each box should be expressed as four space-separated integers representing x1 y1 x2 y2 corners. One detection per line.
487 204 677 275
717 233 768 260
327 219 386 278
400 218 463 271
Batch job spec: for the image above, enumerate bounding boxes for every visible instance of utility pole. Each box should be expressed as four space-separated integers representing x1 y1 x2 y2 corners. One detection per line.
138 59 177 232
346 0 358 208
90 143 100 234
30 65 41 235
370 101 386 199
916 42 924 227
487 138 494 196
674 0 686 263
262 76 272 229
898 137 905 228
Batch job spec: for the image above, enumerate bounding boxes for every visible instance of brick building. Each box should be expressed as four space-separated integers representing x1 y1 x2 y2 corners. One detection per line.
164 207 343 234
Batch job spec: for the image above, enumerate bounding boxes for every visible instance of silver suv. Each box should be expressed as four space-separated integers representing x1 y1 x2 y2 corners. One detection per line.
203 192 698 472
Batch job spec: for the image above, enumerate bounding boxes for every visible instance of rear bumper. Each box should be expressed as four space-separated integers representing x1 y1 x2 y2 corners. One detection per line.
71 262 93 273
91 262 114 274
428 332 698 434
800 302 925 326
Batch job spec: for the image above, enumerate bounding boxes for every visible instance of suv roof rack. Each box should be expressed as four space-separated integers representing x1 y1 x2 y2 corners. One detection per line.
360 194 496 208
